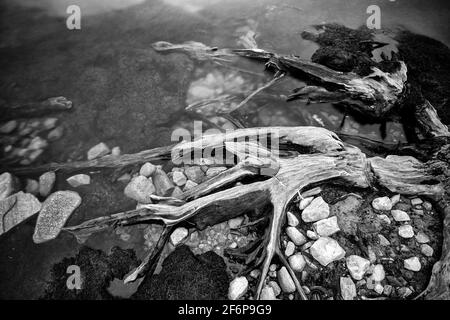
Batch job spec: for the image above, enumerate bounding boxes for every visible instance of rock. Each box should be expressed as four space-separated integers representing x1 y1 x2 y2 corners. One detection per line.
249 270 260 279
124 176 155 204
301 196 330 222
285 241 295 257
372 196 392 211
184 166 205 184
228 276 248 300
301 187 322 198
47 126 64 141
286 227 307 246
111 146 121 156
378 234 390 246
410 198 423 206
374 283 384 295
171 186 184 199
39 171 56 197
172 171 187 186
0 192 41 235
0 120 17 133
422 201 432 211
139 162 156 177
206 167 227 178
87 142 110 160
398 225 414 238
184 180 198 191
398 287 413 298
228 216 244 229
170 227 189 246
286 211 299 227
391 209 410 222
66 174 91 187
277 267 295 293
152 167 175 196
390 194 401 206
28 136 48 150
302 241 314 251
415 231 430 244
289 253 306 272
268 281 281 296
269 264 277 272
377 214 391 225
421 244 434 257
346 255 370 280
43 118 58 130
260 286 277 300
372 264 385 282
299 196 314 210
312 216 340 236
0 172 18 200
404 257 421 271
33 191 81 243
25 179 39 196
310 237 346 266
340 277 357 300
368 246 377 263
306 230 319 240
383 285 393 296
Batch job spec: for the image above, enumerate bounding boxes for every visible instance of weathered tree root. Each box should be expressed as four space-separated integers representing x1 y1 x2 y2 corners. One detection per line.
61 126 447 300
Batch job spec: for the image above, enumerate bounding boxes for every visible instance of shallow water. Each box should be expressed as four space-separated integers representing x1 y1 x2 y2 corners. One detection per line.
0 0 449 299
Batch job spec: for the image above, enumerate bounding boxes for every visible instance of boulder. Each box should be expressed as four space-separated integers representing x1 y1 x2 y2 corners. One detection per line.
228 277 248 300
372 196 392 211
301 197 330 223
371 264 385 282
184 180 198 191
139 162 156 177
312 216 340 236
378 234 390 246
310 237 346 266
172 171 187 186
0 172 19 200
184 166 205 184
39 171 56 197
66 174 91 187
286 211 299 227
299 196 314 210
289 253 306 272
340 277 357 300
25 179 39 195
277 267 295 293
260 286 277 300
286 227 307 246
346 255 370 280
124 176 155 204
33 191 81 243
415 231 430 244
390 209 410 222
228 216 244 229
284 241 295 257
87 142 110 160
398 225 414 238
404 257 421 271
421 244 434 257
170 227 189 246
0 192 41 235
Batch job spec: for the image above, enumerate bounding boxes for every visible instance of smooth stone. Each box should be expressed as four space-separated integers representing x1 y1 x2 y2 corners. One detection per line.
306 230 319 240
313 216 340 236
171 186 184 199
377 214 391 225
170 227 189 246
310 237 346 266
301 197 330 223
0 120 17 133
269 264 277 272
299 196 314 210
286 211 299 227
66 174 91 187
285 241 295 257
28 136 48 150
346 255 370 281
398 225 414 238
87 142 110 160
228 277 248 300
374 283 384 295
378 234 391 246
286 227 307 246
268 281 281 296
421 244 434 257
0 172 18 200
277 267 295 293
228 216 244 229
39 171 56 197
43 118 58 130
404 257 421 271
372 264 386 282
415 231 430 244
289 253 306 272
0 192 41 235
184 166 205 184
139 162 156 177
410 198 423 206
372 196 392 211
111 146 121 156
172 171 187 186
124 176 155 204
183 180 198 191
33 191 81 243
260 286 277 300
390 194 401 206
368 246 377 263
391 209 410 222
47 126 64 141
249 270 260 279
25 179 39 196
340 277 357 300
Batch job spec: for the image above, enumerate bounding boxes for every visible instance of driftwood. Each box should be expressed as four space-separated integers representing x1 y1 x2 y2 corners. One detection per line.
61 126 449 300
1 97 73 121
